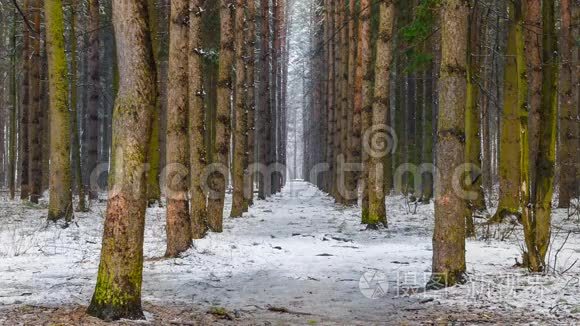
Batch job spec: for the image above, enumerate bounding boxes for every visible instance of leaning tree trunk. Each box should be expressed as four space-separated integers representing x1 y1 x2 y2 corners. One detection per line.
231 0 249 218
429 0 468 289
189 0 208 239
207 0 234 232
87 0 101 200
29 0 42 203
45 0 73 222
87 0 157 320
165 0 192 257
366 0 394 228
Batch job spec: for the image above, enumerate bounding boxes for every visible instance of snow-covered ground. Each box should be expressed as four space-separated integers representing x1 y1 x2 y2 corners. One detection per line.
0 181 579 324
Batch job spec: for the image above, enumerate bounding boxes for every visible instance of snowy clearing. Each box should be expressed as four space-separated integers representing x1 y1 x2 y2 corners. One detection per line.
1 181 579 324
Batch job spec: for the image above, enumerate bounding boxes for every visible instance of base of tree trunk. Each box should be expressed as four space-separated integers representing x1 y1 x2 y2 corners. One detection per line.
87 300 145 322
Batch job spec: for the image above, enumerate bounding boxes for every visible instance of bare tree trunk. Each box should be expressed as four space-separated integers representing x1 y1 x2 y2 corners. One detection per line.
165 0 192 257
29 0 42 203
207 0 234 232
70 0 88 212
231 0 249 218
557 0 578 208
429 0 468 289
20 0 30 201
258 0 271 199
87 0 101 200
366 0 394 228
245 0 257 207
9 9 17 200
87 0 157 320
358 0 372 221
45 0 73 222
189 0 208 239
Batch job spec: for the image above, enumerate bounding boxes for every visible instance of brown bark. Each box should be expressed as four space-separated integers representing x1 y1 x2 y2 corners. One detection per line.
231 0 249 218
29 0 42 203
557 0 578 207
429 0 468 288
87 0 157 320
358 0 372 221
207 0 234 232
258 0 271 199
20 0 30 200
87 0 101 200
245 0 257 208
189 0 208 239
165 0 192 257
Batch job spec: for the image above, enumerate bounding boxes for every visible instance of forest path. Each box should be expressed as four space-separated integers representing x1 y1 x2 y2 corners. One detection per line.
0 181 574 324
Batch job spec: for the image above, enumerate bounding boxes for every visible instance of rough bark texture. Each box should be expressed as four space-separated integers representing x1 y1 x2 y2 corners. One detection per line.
87 0 101 200
70 0 88 212
366 0 394 227
345 0 359 206
231 0 248 218
557 0 578 208
207 0 234 232
29 0 42 203
165 0 192 257
189 0 208 239
465 3 486 219
245 0 257 208
531 0 558 271
146 0 162 207
87 0 157 320
358 0 372 222
20 0 30 200
45 0 73 222
429 0 468 288
258 0 271 200
9 10 17 199
494 8 521 221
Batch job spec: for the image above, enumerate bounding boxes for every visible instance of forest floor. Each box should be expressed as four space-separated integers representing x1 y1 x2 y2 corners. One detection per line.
0 181 579 325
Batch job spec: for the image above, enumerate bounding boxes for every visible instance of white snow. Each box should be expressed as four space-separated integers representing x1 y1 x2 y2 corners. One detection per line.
0 181 579 323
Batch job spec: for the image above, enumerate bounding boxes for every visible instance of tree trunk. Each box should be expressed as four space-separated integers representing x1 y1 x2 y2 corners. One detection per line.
20 0 30 201
258 0 271 200
429 0 468 289
45 0 73 222
207 0 234 232
69 0 88 212
245 0 257 208
557 0 578 208
530 0 558 271
465 2 486 220
87 0 157 320
189 0 208 239
165 0 192 257
366 0 394 228
345 0 359 206
29 0 42 203
9 9 17 200
146 0 162 207
87 0 101 200
358 0 372 222
494 4 521 222
231 0 249 218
